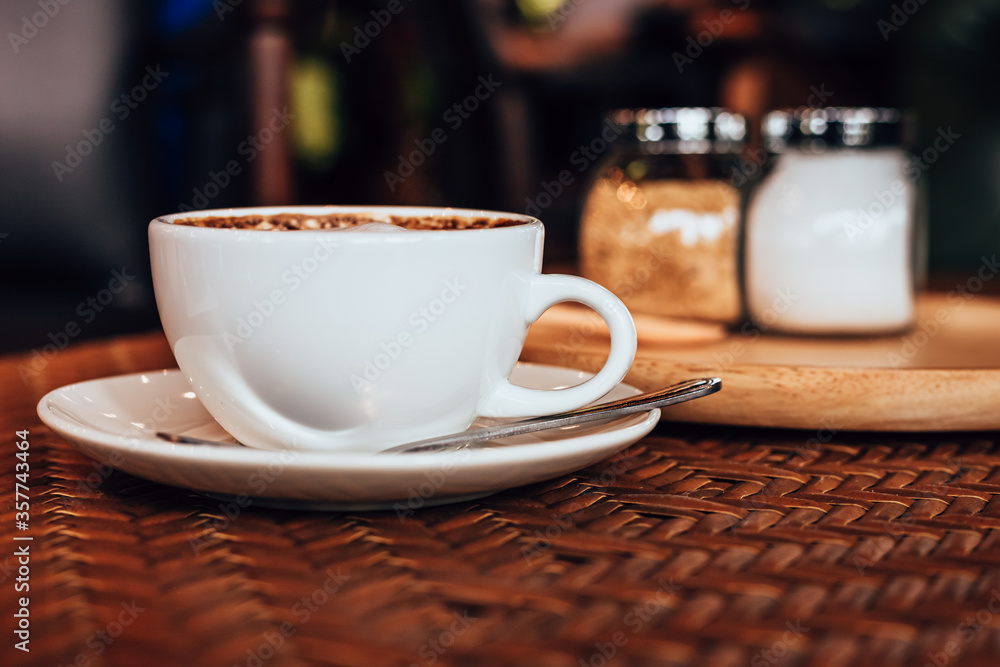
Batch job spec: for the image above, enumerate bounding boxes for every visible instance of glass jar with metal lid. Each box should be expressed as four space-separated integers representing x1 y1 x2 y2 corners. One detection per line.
579 107 748 324
745 107 922 334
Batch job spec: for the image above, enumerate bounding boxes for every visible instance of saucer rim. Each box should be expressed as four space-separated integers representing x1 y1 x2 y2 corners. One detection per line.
36 364 660 471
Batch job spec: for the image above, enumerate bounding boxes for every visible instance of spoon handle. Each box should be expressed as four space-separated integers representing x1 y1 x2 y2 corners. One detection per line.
384 377 721 454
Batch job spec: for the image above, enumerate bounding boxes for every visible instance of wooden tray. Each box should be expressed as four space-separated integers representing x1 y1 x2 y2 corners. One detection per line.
521 293 1000 431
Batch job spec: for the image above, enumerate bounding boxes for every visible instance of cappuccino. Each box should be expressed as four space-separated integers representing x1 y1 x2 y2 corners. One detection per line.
173 213 525 232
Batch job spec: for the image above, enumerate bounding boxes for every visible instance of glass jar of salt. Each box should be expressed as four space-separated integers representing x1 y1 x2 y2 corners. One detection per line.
745 107 922 334
579 107 747 323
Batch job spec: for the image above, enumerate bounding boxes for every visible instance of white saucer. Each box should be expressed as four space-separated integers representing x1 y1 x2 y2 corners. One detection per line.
37 364 659 510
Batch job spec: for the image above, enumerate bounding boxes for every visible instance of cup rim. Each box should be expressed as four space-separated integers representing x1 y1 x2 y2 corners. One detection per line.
151 205 542 233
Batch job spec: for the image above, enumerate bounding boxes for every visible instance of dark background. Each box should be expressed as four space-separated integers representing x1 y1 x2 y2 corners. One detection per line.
2 0 998 353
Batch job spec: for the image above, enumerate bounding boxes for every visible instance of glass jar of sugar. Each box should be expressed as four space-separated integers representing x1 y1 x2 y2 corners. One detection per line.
579 107 748 323
744 107 922 334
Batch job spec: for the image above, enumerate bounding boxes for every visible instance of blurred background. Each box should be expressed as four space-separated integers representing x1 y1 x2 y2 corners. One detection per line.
2 0 998 353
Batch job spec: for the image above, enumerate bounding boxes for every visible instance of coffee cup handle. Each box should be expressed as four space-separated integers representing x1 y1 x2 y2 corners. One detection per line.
477 274 637 419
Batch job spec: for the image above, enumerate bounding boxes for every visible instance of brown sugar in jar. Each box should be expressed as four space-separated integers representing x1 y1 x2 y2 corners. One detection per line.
579 108 748 324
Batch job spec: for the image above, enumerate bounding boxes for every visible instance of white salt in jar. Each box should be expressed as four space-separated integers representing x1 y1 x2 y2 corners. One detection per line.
745 107 921 334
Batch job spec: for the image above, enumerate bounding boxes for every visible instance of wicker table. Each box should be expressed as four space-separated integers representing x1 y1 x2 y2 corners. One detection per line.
3 331 999 667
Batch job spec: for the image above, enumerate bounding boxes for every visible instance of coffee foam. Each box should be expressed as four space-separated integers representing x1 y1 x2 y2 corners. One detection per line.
340 222 408 233
172 213 526 231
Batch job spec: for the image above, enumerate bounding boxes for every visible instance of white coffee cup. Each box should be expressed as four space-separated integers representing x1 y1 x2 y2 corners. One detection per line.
149 206 637 451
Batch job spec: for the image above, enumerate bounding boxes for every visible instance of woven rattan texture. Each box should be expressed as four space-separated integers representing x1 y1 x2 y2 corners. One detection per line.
3 333 1000 667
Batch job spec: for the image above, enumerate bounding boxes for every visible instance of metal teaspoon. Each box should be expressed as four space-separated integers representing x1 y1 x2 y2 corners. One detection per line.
156 377 721 455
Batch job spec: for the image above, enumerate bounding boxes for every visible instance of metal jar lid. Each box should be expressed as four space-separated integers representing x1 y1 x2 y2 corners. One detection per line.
610 107 746 154
763 107 905 153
